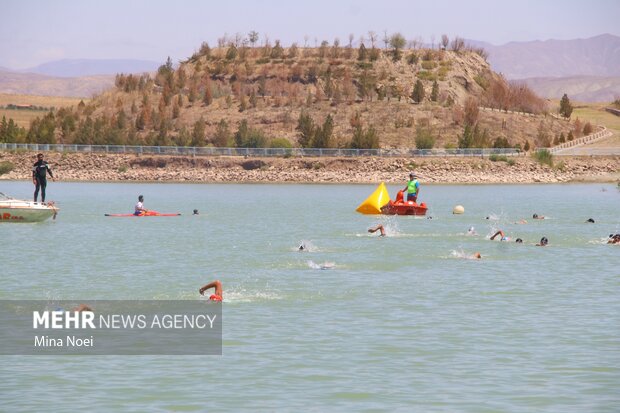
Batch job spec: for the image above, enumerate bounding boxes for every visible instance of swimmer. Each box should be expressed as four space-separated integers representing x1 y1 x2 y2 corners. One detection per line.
193 209 199 215
490 230 510 241
532 213 545 219
472 252 482 259
515 238 523 243
368 224 386 237
536 237 549 246
607 234 620 244
586 218 595 223
467 226 477 235
199 280 223 302
514 219 528 224
72 304 93 312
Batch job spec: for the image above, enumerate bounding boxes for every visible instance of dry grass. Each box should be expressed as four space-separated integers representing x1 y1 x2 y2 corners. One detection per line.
0 108 45 128
0 93 88 128
0 93 86 108
570 103 620 147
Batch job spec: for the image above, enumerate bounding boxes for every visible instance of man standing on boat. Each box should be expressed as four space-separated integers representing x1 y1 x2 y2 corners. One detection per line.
32 153 54 203
403 173 420 203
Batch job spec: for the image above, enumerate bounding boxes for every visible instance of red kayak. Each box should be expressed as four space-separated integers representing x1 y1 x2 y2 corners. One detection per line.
380 190 428 216
105 211 181 217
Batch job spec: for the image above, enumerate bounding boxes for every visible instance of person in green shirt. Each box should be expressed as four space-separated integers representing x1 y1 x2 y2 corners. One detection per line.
403 173 420 203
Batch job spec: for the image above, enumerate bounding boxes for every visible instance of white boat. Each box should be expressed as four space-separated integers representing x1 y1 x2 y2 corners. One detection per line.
0 193 59 222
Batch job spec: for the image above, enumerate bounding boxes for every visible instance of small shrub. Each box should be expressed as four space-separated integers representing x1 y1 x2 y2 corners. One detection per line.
489 154 508 162
532 149 553 167
117 165 128 173
312 162 324 170
474 74 490 90
554 160 566 171
415 126 435 149
506 158 516 166
0 161 14 175
269 138 293 148
417 71 436 81
421 61 437 70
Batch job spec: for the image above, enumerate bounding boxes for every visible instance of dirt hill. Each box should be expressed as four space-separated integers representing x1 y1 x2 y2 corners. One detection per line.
10 43 580 149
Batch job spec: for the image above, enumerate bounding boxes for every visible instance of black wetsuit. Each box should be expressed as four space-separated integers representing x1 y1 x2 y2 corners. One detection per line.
33 160 54 202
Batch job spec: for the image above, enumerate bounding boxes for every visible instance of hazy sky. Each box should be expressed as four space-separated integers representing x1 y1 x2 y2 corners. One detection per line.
2 0 619 69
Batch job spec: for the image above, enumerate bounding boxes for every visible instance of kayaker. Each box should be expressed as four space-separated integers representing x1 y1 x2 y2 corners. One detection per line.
134 195 148 216
403 173 420 203
32 153 55 203
368 224 386 236
199 280 223 302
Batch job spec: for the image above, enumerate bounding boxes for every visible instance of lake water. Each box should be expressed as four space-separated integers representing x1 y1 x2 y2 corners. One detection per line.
1 181 619 412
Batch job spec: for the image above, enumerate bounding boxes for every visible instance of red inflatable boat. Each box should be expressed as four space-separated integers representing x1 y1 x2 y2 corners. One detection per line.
380 190 427 216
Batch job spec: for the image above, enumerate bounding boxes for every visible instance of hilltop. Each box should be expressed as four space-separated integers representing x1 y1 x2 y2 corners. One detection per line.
3 40 583 150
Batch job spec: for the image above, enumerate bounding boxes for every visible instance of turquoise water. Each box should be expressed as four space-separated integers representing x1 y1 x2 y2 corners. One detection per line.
1 181 619 412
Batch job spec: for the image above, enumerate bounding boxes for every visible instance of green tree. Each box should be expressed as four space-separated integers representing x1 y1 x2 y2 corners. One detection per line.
296 111 315 148
234 119 249 147
258 76 267 99
389 33 406 61
226 45 238 60
248 31 259 47
350 124 379 149
411 80 425 103
213 119 231 147
175 126 191 146
559 93 573 118
74 117 94 144
458 124 473 148
115 109 128 130
430 80 439 102
311 114 333 148
270 40 284 58
234 120 266 147
191 117 206 146
358 43 368 61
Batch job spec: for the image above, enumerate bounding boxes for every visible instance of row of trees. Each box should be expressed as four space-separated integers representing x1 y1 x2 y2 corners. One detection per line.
199 31 484 59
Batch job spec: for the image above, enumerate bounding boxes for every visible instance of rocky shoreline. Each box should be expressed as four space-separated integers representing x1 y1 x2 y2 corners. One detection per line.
1 151 618 184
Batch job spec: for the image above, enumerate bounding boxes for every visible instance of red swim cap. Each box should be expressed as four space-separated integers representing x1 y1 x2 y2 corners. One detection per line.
209 294 223 302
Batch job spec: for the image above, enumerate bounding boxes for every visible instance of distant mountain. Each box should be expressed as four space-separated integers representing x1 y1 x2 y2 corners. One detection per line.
521 76 620 103
0 69 114 97
470 34 620 79
23 59 160 78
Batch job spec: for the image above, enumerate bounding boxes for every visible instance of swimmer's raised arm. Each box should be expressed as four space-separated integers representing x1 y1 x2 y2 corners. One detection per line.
368 224 386 236
199 280 222 297
490 230 504 240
